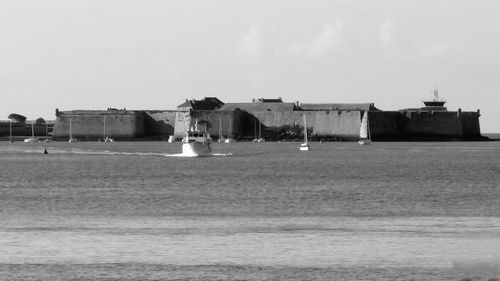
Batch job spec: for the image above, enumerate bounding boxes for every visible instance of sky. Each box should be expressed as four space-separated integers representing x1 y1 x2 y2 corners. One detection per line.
1 0 499 132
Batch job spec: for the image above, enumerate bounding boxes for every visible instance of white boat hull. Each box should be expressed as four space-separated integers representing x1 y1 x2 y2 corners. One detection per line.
24 138 37 143
358 139 371 145
182 142 212 157
300 143 310 151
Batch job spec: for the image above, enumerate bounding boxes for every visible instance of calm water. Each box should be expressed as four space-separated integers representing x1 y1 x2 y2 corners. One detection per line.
0 141 499 280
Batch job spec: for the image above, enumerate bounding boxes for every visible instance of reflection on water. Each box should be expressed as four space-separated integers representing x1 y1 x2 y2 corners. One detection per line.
0 141 499 280
2 216 500 268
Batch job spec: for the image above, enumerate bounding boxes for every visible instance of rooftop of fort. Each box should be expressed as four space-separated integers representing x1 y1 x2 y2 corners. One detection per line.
176 97 379 113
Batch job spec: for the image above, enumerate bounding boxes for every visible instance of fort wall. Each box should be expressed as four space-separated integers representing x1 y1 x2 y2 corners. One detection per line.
251 111 362 140
459 112 481 137
0 122 53 138
51 111 145 140
369 110 483 140
173 110 243 139
173 109 483 141
404 111 463 137
144 110 177 138
17 102 483 142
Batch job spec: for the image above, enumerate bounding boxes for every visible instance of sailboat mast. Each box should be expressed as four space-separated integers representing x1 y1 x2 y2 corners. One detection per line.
219 115 222 138
69 117 72 139
103 115 106 139
31 121 35 138
254 120 257 139
303 114 308 143
9 119 12 141
367 111 371 140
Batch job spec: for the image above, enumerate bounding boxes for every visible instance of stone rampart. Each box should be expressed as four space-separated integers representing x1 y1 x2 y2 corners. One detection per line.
176 110 363 141
173 110 244 139
51 111 145 140
370 110 483 140
0 122 54 137
144 110 177 138
459 112 481 137
252 110 362 140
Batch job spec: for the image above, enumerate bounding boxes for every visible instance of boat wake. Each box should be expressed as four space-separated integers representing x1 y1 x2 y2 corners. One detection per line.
10 147 233 158
165 152 233 157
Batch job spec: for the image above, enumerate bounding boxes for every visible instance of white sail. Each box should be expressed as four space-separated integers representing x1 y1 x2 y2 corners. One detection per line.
300 114 310 151
360 111 369 139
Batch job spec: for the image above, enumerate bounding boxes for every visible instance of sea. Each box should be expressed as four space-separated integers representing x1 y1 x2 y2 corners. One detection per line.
0 141 499 281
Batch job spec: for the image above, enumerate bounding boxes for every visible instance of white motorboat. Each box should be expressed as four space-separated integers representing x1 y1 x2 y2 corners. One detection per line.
182 120 212 157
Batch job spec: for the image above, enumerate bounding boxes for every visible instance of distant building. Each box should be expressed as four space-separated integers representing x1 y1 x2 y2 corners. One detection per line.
177 97 224 111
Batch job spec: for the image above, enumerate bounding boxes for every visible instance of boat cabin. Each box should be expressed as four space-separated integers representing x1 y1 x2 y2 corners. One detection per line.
183 130 211 143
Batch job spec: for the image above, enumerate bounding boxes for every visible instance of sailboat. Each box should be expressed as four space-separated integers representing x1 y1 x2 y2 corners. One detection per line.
224 115 235 143
358 111 371 145
44 123 51 142
103 115 114 143
218 115 226 143
68 117 77 143
299 114 310 151
252 120 258 142
257 119 265 142
9 119 13 143
24 121 37 143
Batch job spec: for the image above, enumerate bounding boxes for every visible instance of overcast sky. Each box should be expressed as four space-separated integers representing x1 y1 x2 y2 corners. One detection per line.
1 0 499 132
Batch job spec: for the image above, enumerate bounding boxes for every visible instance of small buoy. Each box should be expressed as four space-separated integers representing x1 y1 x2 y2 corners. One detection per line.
42 148 48 154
